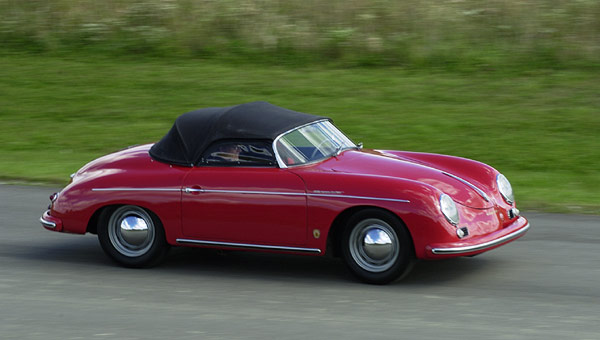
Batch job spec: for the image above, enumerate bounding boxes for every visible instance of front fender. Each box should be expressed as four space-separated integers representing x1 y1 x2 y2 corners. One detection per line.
295 170 453 257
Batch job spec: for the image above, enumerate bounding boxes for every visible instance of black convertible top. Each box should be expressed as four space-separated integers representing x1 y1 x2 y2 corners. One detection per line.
149 101 328 166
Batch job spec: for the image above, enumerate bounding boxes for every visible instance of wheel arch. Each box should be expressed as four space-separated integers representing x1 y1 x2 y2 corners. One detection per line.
86 203 163 235
86 205 115 234
326 205 415 258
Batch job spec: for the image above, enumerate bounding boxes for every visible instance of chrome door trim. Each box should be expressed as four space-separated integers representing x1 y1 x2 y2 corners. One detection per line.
195 189 305 196
176 239 321 254
92 188 181 192
307 193 410 203
94 187 410 204
182 188 410 203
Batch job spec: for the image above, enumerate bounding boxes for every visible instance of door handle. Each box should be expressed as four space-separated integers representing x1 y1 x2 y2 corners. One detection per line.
184 186 204 194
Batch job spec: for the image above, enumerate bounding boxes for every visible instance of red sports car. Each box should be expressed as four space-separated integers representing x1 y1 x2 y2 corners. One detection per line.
41 101 529 284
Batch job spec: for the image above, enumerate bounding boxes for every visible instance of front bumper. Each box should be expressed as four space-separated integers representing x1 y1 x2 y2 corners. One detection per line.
40 210 63 232
426 216 529 258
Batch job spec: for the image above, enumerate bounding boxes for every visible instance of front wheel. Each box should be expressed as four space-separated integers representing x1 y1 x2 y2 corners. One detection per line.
342 209 413 284
98 205 169 267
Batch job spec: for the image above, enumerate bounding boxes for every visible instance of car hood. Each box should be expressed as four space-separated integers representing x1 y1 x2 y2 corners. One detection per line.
318 149 493 209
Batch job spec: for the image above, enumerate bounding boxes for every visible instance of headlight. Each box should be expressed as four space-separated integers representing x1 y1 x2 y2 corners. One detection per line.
440 194 459 225
496 173 514 204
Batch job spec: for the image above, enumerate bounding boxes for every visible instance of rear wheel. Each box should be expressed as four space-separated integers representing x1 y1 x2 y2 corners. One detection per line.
98 205 168 267
342 209 413 284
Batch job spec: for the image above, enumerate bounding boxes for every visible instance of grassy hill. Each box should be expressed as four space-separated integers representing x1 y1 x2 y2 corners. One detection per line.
1 54 598 213
1 0 599 69
1 1 598 212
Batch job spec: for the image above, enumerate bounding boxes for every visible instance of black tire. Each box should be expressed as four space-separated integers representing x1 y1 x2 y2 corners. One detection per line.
98 205 169 268
341 209 413 284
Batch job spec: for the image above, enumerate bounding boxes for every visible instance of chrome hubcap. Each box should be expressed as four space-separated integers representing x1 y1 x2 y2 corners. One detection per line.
363 228 394 260
349 218 399 273
120 216 149 246
108 206 155 257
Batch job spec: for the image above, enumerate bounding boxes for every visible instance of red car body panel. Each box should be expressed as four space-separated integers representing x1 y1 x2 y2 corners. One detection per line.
44 143 528 260
181 167 307 246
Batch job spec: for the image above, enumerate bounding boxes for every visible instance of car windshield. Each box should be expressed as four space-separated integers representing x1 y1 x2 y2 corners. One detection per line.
275 120 356 167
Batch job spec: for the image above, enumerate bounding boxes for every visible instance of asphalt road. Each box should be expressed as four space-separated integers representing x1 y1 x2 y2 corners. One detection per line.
1 184 599 340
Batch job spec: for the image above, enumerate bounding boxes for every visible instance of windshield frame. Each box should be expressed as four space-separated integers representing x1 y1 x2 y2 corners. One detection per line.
273 119 356 168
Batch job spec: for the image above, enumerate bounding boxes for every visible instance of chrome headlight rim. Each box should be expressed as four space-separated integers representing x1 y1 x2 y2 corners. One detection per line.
440 193 460 226
496 173 514 205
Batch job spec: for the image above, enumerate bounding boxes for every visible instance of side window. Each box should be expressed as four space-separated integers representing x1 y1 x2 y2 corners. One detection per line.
201 140 276 167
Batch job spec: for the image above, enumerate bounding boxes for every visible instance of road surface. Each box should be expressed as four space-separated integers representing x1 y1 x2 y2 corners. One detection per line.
1 184 598 339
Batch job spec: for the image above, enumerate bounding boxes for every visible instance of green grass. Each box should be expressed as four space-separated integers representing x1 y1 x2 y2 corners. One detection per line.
1 53 598 214
1 0 599 69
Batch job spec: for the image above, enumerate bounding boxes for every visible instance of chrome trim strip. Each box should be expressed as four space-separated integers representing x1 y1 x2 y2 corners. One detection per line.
95 187 410 204
92 188 181 192
40 216 56 229
184 188 410 203
442 172 490 202
176 239 321 254
200 189 305 197
431 222 530 255
308 193 410 203
184 188 204 193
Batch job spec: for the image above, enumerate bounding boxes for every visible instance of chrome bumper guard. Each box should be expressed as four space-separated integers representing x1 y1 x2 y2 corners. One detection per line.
40 216 57 229
40 210 58 229
431 222 530 255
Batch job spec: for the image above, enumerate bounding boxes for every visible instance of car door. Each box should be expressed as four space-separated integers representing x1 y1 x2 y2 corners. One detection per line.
181 140 308 246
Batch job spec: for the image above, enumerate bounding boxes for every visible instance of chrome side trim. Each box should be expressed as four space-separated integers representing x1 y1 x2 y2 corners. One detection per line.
200 189 305 197
431 222 530 255
184 188 204 193
183 188 410 203
308 193 410 203
92 188 181 192
442 172 490 202
94 187 410 204
176 239 321 254
40 216 57 229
